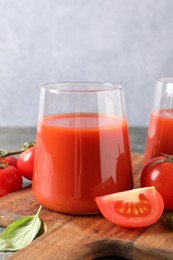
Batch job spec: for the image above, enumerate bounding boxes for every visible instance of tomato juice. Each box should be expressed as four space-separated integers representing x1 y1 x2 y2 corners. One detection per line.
33 113 133 214
144 109 173 164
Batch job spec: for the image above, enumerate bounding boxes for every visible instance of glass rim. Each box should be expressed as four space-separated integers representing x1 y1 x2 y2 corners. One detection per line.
40 82 123 93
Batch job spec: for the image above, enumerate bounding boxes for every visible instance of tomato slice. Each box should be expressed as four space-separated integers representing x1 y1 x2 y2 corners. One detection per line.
95 187 164 228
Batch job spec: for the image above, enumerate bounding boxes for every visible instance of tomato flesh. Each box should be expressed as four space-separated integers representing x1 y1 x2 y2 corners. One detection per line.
114 193 152 217
95 187 164 228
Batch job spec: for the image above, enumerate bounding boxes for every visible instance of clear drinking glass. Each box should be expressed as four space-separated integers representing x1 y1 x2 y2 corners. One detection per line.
144 77 173 164
32 82 133 214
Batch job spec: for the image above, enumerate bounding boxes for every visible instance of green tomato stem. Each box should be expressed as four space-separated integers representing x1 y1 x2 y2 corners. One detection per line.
0 140 35 158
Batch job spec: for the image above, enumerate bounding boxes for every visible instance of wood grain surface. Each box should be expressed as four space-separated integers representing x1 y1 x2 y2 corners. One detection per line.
0 154 172 260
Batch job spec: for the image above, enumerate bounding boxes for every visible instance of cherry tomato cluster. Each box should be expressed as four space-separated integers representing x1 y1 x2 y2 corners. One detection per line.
0 141 35 198
95 153 173 228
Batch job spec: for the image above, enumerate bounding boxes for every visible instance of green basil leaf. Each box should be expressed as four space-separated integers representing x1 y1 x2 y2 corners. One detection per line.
0 205 42 251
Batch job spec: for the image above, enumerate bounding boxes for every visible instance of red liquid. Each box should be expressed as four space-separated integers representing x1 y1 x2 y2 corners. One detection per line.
144 109 173 164
33 113 133 214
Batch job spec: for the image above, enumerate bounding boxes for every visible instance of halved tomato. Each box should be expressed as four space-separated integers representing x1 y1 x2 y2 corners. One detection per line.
95 187 164 228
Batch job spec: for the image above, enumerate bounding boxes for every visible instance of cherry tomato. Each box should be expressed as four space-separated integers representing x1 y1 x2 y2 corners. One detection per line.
17 146 35 180
4 156 17 168
95 187 164 228
140 155 173 210
0 165 23 197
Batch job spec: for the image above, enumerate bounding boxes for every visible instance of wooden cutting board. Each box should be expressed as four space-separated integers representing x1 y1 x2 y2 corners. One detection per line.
0 153 173 260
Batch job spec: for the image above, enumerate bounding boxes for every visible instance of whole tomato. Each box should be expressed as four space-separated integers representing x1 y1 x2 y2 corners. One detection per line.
4 156 17 168
17 146 35 181
140 154 173 210
0 164 23 197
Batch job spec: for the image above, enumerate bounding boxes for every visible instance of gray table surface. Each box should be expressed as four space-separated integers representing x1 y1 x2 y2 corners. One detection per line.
0 127 147 153
0 127 147 260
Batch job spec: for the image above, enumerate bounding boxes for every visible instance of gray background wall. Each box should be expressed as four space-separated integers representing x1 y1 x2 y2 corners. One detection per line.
0 0 173 127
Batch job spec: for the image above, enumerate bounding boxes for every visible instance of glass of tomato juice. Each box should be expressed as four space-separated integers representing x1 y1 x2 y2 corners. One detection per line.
144 78 173 164
32 82 133 214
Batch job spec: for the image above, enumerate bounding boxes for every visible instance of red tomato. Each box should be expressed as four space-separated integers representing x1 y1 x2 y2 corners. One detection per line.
140 155 173 210
95 187 164 228
4 156 17 168
17 146 35 181
0 165 23 197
